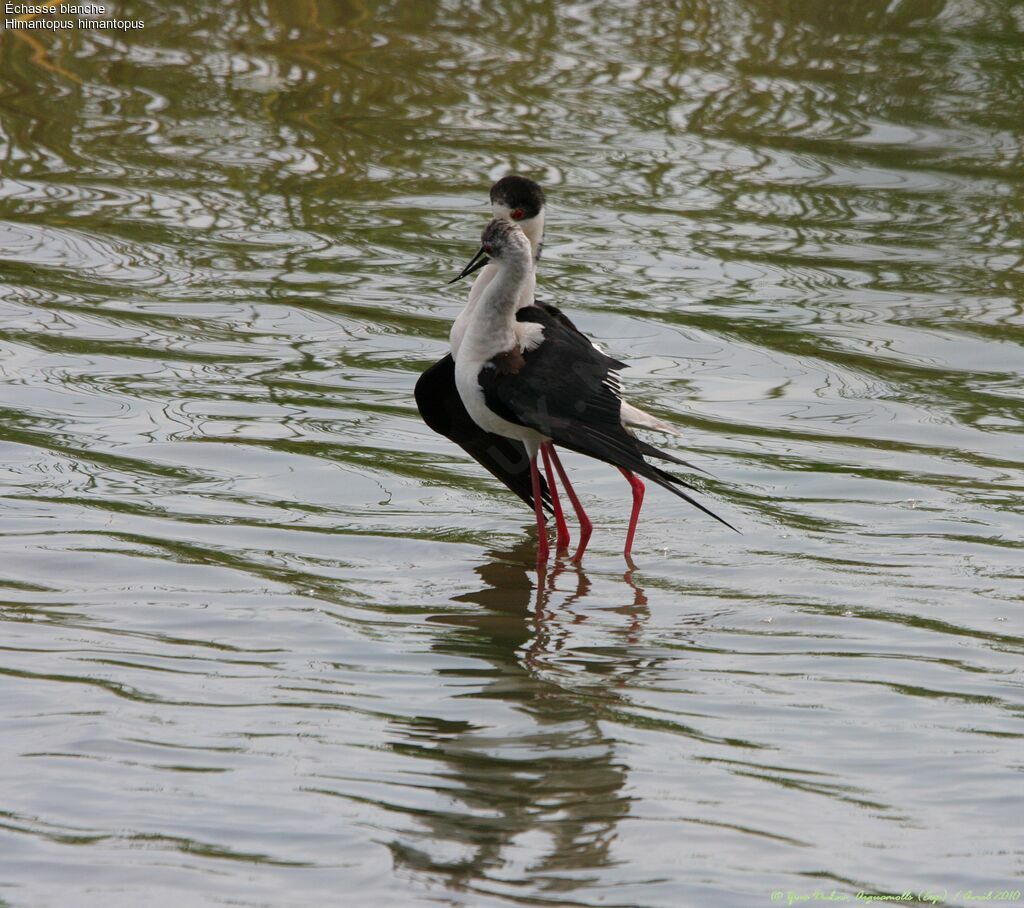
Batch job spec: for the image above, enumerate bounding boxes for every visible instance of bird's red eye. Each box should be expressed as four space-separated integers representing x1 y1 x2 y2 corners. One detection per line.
511 208 525 220
483 244 493 254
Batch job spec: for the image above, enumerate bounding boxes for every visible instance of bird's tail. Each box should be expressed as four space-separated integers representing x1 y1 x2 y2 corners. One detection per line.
556 429 738 532
639 462 739 533
634 439 713 477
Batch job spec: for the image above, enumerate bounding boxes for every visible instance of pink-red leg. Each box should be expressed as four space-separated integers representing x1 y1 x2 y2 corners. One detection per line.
540 443 571 550
618 468 645 562
529 455 550 564
546 444 593 564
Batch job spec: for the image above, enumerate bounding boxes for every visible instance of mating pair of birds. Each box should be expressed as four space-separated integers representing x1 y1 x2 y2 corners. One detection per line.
415 176 734 563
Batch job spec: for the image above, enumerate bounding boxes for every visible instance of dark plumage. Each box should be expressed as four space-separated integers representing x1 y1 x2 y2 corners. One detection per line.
415 354 551 511
477 307 736 531
413 298 569 513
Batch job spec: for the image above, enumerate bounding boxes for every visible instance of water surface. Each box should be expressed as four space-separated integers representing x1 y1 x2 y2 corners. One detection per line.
1 1 1022 905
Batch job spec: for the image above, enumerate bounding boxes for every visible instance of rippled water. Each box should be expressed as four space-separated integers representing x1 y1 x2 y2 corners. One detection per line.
1 1 1022 905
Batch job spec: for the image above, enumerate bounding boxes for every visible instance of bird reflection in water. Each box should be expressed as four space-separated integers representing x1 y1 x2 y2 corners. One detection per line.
461 539 650 656
384 542 656 893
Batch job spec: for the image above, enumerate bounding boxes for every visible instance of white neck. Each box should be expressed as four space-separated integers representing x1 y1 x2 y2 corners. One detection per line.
521 209 545 262
478 249 533 316
461 242 534 357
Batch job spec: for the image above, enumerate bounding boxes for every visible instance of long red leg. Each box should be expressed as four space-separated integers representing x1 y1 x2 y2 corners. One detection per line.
540 443 570 550
618 468 645 562
547 445 593 564
530 454 550 564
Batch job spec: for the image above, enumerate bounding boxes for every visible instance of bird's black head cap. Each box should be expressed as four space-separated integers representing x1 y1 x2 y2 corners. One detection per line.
489 175 545 221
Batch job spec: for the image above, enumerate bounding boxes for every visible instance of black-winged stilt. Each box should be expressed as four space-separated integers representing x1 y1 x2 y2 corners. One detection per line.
417 177 728 562
448 218 735 564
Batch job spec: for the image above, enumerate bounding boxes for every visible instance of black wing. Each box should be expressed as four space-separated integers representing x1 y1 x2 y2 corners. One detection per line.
536 299 581 334
539 301 705 473
415 354 551 512
479 307 736 531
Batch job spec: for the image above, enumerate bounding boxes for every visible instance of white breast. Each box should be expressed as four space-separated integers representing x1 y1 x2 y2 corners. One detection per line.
450 264 537 357
453 252 547 448
454 356 547 446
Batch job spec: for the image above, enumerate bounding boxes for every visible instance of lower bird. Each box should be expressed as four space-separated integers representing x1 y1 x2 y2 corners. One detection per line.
450 218 735 564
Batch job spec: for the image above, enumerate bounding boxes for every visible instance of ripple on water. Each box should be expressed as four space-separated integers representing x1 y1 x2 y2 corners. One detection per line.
0 1 1023 906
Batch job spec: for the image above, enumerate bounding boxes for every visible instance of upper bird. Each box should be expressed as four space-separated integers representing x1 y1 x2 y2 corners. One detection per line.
449 217 735 564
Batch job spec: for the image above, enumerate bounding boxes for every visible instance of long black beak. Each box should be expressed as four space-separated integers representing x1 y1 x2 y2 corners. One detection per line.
448 245 490 284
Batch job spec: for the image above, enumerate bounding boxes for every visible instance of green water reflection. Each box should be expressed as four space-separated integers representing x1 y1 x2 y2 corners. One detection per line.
1 1 1022 905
